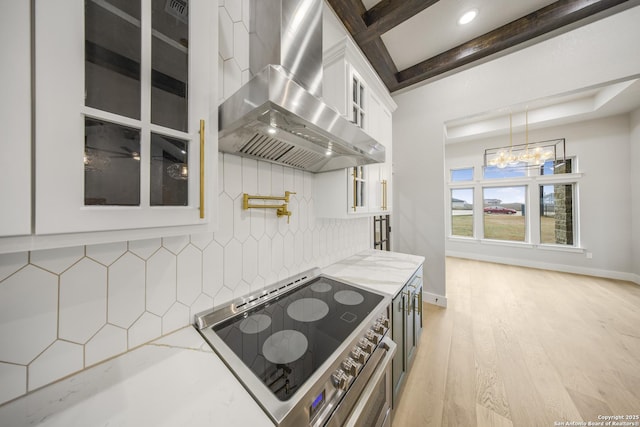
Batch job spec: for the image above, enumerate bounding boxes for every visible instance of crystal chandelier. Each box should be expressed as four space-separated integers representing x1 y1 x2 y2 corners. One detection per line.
167 162 189 180
484 111 564 169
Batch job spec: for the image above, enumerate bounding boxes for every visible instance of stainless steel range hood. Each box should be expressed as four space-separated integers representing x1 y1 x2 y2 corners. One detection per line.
218 0 385 173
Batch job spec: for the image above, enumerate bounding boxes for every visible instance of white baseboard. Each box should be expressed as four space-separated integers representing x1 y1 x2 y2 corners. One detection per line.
423 291 447 307
446 250 640 284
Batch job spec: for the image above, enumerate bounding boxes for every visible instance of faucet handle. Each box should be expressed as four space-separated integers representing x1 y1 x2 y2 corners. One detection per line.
277 204 292 223
284 191 296 202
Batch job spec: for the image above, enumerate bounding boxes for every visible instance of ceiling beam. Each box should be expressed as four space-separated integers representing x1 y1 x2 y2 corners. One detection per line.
325 0 368 34
356 0 440 46
326 0 400 89
393 0 632 92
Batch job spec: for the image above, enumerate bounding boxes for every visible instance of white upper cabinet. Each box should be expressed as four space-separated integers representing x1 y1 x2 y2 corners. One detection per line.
34 0 216 234
315 36 395 218
0 1 31 237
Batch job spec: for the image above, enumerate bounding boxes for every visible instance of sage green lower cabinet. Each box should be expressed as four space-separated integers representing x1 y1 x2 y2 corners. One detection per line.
391 265 424 405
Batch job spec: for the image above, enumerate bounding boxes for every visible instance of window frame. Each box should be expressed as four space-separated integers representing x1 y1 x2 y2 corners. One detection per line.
450 187 474 239
447 164 582 249
481 184 528 243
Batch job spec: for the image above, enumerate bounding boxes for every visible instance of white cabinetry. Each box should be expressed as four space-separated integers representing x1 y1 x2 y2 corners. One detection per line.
315 37 395 218
0 1 31 237
34 0 216 234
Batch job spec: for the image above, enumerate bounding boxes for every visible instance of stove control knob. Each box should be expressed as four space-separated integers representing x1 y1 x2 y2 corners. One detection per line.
372 321 387 335
365 330 382 345
350 347 367 364
342 358 359 376
378 316 390 329
358 338 375 354
331 369 350 390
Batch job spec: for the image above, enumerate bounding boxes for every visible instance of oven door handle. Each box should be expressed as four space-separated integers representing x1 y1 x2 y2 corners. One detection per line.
344 336 397 427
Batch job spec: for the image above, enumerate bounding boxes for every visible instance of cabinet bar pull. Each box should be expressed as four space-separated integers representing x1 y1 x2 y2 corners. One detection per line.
403 290 412 314
381 179 387 210
352 168 357 212
199 119 205 219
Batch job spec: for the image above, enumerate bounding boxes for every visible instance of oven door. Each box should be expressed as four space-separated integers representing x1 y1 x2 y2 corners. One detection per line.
326 336 397 427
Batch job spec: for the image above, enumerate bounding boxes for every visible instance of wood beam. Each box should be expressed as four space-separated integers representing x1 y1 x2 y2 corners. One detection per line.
358 38 400 90
325 0 400 89
393 0 632 91
325 0 368 34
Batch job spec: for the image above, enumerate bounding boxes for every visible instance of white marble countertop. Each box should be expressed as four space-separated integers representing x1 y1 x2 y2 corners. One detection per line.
0 250 423 427
0 327 274 427
322 249 425 297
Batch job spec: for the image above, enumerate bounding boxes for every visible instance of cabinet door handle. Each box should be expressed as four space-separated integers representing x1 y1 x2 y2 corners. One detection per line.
403 291 412 314
352 168 357 212
200 119 205 219
381 179 387 210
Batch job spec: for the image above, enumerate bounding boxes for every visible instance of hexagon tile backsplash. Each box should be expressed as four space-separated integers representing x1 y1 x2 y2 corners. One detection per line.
0 1 372 405
0 154 371 405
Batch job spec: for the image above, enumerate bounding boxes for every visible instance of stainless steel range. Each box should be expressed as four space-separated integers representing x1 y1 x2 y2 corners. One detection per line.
195 268 396 427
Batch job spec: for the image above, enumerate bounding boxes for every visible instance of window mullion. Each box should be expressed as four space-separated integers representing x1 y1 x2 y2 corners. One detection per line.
528 184 540 245
139 0 152 208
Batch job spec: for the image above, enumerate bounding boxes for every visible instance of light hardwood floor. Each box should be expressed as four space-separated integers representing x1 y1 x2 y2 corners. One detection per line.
392 257 640 427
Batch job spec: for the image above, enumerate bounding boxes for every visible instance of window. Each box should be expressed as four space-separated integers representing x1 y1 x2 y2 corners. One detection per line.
483 165 526 179
451 167 474 182
448 153 579 247
541 158 573 175
483 186 526 242
451 188 473 237
540 184 574 245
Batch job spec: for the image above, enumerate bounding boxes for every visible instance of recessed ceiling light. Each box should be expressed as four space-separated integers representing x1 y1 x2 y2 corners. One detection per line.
458 9 478 25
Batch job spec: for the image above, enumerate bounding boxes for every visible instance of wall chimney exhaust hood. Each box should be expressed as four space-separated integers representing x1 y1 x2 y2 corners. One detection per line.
218 0 385 173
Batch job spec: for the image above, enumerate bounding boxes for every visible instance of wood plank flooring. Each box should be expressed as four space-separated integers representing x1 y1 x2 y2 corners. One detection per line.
392 257 640 427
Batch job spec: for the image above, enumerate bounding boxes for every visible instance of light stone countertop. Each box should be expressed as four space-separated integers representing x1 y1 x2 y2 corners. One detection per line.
322 249 425 297
0 250 423 427
0 327 274 427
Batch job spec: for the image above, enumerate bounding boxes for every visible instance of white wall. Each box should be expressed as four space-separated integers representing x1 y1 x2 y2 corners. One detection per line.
631 108 640 280
445 115 634 279
0 1 372 406
393 5 640 300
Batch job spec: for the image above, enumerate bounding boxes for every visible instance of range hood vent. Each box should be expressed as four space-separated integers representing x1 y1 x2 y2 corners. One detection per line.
240 134 325 170
218 0 385 173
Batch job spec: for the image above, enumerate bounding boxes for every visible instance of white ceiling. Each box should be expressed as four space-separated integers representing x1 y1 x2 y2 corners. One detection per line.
356 1 640 139
362 0 640 139
362 0 556 71
445 78 640 143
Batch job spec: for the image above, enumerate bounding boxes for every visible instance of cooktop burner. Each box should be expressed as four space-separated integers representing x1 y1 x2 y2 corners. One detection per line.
263 330 308 364
334 289 364 306
239 313 272 334
286 298 329 322
309 281 332 293
210 276 383 401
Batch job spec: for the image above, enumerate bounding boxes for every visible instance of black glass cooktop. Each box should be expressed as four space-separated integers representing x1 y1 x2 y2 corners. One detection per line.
211 277 383 401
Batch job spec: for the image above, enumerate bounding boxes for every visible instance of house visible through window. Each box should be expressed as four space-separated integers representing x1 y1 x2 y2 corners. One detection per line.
448 156 578 246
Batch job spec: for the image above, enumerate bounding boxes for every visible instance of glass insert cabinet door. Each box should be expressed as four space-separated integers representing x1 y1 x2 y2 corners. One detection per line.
35 0 214 234
348 166 368 213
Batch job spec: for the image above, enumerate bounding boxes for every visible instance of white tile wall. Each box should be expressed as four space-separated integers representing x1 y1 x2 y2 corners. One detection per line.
0 0 371 406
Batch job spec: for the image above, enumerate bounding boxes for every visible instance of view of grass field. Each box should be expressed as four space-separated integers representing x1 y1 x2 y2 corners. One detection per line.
484 215 525 241
451 215 473 237
452 214 557 242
